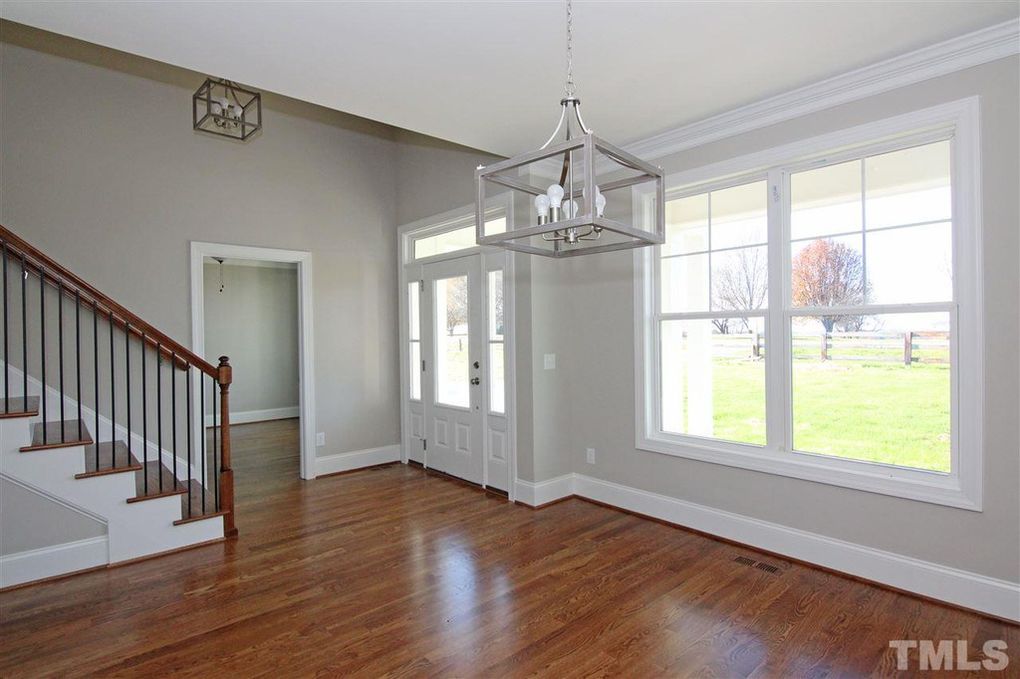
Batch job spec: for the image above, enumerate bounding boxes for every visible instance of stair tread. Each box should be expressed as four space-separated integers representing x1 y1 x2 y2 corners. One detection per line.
0 396 40 418
21 420 93 451
175 481 223 525
128 460 187 502
77 441 142 478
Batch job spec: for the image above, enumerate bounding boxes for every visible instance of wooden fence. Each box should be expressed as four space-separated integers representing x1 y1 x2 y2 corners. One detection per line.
714 331 950 365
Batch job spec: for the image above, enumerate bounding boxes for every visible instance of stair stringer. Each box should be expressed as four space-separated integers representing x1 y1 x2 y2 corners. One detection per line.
0 416 223 564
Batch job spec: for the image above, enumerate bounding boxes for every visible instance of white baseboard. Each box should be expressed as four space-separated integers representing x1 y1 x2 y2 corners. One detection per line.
511 472 1019 622
315 444 401 477
204 407 299 427
514 474 575 507
0 536 109 589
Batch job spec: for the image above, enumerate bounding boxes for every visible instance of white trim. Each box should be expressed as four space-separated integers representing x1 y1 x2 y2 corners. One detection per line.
613 19 1017 168
508 473 1020 621
190 241 316 480
314 444 401 477
0 536 109 589
571 474 1019 623
513 474 575 507
204 406 298 427
633 98 983 511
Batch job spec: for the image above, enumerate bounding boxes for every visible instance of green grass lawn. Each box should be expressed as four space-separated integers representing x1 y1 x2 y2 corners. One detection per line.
707 359 950 472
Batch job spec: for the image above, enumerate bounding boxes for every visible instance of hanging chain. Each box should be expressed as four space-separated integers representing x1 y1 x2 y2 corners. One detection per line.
564 0 576 97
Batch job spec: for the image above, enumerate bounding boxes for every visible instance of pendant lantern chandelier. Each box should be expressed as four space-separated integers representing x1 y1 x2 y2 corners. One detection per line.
475 0 665 257
193 78 262 141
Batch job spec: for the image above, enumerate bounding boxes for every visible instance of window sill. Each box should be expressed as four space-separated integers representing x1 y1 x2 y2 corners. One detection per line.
636 432 980 511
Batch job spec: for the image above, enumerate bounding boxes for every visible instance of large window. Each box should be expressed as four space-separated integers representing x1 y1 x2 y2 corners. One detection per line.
659 181 768 446
637 101 981 509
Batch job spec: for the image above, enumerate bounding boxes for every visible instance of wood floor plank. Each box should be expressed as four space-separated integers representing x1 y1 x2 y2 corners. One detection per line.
1 418 1016 677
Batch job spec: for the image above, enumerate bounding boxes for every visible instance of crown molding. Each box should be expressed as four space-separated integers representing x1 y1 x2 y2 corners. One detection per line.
619 18 1019 166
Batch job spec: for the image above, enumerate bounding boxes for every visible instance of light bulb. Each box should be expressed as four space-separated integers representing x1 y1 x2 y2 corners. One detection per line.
596 192 607 218
562 199 579 218
547 183 564 206
210 102 223 116
534 194 550 218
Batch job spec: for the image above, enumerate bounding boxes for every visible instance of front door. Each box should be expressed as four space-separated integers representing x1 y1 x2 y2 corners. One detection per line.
421 257 484 484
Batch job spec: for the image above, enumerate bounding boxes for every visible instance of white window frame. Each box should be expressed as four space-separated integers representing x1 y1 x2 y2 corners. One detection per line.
634 97 983 510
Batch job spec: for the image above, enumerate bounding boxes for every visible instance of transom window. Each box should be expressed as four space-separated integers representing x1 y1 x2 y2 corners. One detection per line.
412 217 506 261
636 100 981 510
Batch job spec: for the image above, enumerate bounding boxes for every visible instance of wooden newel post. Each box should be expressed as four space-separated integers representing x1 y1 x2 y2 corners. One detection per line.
218 356 238 538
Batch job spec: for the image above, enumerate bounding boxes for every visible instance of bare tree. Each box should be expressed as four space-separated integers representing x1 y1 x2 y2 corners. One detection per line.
446 278 468 335
713 247 768 333
791 239 869 332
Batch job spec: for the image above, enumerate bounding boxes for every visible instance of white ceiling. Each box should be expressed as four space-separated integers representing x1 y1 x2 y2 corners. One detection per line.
2 1 1017 156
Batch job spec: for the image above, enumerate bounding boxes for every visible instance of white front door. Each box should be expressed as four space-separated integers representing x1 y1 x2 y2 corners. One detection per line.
421 257 484 484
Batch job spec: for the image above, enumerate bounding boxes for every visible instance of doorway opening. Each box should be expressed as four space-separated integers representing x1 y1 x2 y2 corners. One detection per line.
190 243 315 479
399 206 516 498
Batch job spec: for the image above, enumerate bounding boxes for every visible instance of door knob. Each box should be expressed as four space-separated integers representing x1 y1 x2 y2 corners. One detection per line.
473 361 480 369
470 377 481 385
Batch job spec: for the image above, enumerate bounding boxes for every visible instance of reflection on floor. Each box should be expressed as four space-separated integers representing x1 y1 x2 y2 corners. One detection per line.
1 418 1014 676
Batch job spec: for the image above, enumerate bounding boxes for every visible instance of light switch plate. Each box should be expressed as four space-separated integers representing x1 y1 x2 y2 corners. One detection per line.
544 353 556 370
316 432 325 446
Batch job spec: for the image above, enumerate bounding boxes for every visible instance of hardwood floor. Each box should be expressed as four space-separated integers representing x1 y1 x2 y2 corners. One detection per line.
1 418 1016 677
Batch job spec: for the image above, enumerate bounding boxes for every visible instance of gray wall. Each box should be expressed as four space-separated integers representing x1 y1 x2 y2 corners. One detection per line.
1 22 400 459
548 56 1020 582
203 261 299 415
1 477 106 555
394 129 498 226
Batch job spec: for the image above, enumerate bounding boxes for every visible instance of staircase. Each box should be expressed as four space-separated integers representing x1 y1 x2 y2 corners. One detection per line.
0 225 236 583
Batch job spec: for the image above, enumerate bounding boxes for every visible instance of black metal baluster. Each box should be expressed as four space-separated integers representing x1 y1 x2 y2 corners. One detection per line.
21 254 27 403
109 310 115 448
157 342 163 494
93 300 99 471
40 266 46 443
58 280 65 441
39 265 46 444
201 371 206 515
76 290 82 440
2 242 8 412
171 352 178 489
142 334 148 495
125 322 131 469
186 367 193 518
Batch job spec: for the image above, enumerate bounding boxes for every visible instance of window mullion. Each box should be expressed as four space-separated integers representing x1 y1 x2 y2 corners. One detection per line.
765 169 789 453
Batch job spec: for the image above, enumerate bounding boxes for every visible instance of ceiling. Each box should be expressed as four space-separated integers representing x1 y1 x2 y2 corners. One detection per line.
2 1 1017 156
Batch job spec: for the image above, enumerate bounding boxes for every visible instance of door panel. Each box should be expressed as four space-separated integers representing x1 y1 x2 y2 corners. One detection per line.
423 258 483 484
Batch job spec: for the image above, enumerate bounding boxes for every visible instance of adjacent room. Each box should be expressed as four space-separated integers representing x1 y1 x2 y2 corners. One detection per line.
0 1 1017 676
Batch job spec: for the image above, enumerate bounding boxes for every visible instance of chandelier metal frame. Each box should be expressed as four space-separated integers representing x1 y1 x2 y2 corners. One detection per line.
474 0 665 258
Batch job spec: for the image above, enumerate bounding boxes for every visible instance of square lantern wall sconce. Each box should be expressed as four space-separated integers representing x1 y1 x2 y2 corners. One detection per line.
193 78 262 141
475 125 665 258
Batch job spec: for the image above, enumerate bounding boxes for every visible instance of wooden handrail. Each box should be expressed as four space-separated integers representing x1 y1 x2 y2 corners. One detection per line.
0 225 218 379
